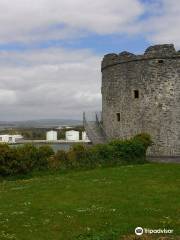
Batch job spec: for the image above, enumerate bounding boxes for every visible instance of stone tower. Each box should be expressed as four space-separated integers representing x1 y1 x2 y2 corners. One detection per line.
101 44 180 156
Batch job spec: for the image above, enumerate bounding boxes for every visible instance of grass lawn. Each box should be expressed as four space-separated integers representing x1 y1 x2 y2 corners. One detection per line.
0 163 180 240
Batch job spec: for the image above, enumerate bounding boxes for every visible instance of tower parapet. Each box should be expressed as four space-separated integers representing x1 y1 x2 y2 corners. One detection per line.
144 44 176 57
102 44 180 70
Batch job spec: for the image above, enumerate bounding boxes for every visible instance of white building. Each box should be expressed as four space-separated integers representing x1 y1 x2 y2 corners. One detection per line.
82 131 90 141
0 134 23 143
46 130 57 141
65 130 79 141
57 126 72 130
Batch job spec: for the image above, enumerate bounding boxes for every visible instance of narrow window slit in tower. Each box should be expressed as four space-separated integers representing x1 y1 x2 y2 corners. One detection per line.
134 90 139 99
158 59 164 63
116 113 120 122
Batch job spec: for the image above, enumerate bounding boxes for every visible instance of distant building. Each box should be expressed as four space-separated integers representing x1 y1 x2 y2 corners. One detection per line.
46 130 57 141
0 134 23 143
65 130 79 141
57 126 72 130
82 131 90 141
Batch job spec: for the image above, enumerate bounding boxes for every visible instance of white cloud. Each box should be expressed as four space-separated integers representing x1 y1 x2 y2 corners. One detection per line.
142 0 180 48
0 0 179 47
0 89 16 104
0 47 101 120
0 0 144 43
0 0 180 121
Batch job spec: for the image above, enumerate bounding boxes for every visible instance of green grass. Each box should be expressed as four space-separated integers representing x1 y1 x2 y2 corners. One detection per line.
0 163 180 240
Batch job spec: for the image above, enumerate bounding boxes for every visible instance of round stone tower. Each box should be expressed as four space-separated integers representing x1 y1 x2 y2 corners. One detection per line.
101 44 180 156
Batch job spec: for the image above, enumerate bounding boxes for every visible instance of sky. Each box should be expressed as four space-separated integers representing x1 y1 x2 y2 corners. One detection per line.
0 0 180 121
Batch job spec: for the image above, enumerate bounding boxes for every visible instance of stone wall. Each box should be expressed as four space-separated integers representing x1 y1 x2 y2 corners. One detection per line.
101 44 180 156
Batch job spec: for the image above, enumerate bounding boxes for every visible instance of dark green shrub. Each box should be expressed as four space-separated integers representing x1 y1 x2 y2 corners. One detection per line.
16 144 54 172
38 145 54 170
67 144 91 169
133 133 152 150
90 143 115 167
0 144 54 176
50 150 69 170
51 133 151 171
109 134 151 164
0 144 19 176
0 133 152 176
15 144 39 173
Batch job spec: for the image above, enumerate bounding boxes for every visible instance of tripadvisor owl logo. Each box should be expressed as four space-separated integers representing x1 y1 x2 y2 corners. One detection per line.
135 227 143 236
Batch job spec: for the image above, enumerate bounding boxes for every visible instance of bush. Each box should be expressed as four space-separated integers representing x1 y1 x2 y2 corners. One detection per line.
67 144 91 169
0 144 54 176
16 144 39 173
90 143 115 167
109 139 145 164
133 133 152 150
53 133 151 171
0 133 152 176
0 144 19 176
38 145 54 170
49 150 68 170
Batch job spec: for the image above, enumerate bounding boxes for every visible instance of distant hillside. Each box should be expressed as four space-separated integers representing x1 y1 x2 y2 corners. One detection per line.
0 119 82 129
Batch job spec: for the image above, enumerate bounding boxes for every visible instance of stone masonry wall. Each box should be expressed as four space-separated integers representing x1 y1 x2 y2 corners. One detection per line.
101 44 180 156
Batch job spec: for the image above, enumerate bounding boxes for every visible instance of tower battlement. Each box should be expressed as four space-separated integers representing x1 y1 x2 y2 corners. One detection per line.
102 44 180 70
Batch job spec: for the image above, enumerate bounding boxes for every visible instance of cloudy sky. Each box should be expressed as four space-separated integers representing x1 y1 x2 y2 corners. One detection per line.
0 0 179 121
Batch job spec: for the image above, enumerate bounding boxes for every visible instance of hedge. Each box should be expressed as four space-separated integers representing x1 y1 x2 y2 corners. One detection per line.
0 133 152 176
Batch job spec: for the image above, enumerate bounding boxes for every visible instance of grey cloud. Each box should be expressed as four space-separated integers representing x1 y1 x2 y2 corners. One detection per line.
0 48 101 120
141 0 180 48
0 0 144 43
0 0 179 48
